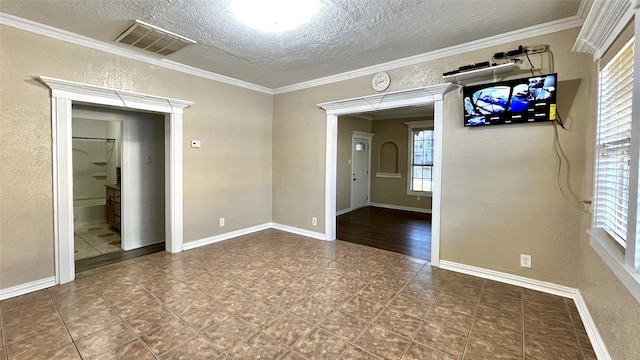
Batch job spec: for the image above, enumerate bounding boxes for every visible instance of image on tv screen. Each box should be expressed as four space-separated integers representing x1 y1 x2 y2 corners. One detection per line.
463 74 557 126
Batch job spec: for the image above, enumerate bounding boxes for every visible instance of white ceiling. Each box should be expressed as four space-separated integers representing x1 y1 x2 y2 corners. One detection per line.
0 0 583 89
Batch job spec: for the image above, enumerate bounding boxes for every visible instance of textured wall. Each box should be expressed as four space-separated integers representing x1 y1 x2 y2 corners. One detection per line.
336 116 371 212
370 118 432 210
274 27 589 286
0 25 273 289
272 26 640 357
575 31 640 360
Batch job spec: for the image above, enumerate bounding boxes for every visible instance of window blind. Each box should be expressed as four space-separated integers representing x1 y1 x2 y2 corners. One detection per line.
411 130 433 192
595 38 634 248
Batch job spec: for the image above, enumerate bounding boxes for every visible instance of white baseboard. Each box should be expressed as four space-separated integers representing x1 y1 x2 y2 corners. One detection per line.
439 260 576 298
183 223 272 251
2 222 327 301
0 276 56 301
369 203 432 214
439 260 610 360
573 290 611 360
336 208 352 216
270 222 326 241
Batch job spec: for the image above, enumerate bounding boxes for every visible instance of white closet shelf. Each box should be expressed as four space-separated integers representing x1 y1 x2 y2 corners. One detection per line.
443 63 517 84
91 173 107 178
91 160 107 165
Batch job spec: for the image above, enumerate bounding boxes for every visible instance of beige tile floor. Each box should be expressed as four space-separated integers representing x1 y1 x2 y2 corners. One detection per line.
0 229 596 359
74 223 122 260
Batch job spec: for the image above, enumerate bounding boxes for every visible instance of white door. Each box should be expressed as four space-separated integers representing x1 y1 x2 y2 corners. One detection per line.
351 137 370 209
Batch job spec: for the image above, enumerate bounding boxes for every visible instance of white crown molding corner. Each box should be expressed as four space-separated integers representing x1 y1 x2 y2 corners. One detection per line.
2 11 583 96
270 223 327 241
182 223 272 251
573 0 637 60
439 260 611 360
274 15 584 94
0 277 56 301
0 12 273 95
577 0 594 20
369 203 432 214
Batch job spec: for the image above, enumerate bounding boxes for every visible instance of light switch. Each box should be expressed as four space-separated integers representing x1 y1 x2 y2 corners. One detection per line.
191 140 201 148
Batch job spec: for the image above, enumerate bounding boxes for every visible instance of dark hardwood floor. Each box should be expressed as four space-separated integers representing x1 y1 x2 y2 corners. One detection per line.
337 206 431 260
75 242 165 273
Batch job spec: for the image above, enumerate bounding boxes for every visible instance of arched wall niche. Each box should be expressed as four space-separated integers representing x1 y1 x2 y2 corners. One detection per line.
377 141 401 178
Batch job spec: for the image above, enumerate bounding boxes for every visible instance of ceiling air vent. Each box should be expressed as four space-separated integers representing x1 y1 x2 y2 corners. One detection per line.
115 20 196 56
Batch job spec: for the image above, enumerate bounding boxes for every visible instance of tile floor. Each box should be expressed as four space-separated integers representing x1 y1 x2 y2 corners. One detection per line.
74 223 121 260
0 229 596 359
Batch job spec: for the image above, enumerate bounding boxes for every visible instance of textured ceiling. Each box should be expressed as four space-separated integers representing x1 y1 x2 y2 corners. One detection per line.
0 0 582 89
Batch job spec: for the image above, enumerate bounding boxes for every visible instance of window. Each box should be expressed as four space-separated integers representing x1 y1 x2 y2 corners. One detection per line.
594 37 634 250
405 120 434 195
578 3 640 303
591 35 640 299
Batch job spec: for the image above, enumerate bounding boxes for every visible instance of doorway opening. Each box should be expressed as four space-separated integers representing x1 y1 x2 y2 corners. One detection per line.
71 105 167 273
335 106 434 260
318 84 455 266
40 76 192 285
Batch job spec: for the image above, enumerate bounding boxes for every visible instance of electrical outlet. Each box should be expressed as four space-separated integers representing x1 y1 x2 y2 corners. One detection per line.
219 218 225 227
312 217 317 226
191 140 201 148
520 254 532 268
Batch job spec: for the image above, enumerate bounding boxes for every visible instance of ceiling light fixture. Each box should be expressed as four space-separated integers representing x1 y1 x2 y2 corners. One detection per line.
232 0 319 33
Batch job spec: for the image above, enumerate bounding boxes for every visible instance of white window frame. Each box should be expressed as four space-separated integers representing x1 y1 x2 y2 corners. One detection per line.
589 33 640 303
405 120 434 196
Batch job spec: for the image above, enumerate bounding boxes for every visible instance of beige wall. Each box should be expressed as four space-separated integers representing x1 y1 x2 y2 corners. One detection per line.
336 116 371 212
2 20 639 358
274 28 588 284
575 29 640 360
370 118 432 210
0 26 273 289
273 26 640 357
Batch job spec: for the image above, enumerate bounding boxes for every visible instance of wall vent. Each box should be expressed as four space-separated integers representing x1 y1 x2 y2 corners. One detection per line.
115 20 196 56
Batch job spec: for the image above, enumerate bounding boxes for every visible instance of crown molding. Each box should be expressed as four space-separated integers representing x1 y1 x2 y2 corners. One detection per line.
274 15 584 94
573 0 639 60
1 11 585 96
0 12 273 95
577 0 594 20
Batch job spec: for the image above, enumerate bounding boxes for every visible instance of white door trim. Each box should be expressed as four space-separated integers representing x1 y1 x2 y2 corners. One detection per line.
318 84 455 265
351 131 374 209
39 76 192 285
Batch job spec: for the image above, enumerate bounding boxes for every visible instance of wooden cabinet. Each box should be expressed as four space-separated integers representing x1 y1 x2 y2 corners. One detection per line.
106 185 121 231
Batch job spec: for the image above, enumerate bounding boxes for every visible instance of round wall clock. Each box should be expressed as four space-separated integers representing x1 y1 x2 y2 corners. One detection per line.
371 72 391 92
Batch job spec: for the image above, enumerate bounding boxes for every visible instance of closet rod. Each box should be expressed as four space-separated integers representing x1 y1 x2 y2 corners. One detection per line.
72 136 116 142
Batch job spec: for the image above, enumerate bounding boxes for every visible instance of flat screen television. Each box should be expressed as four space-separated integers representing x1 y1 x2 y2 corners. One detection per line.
463 73 557 127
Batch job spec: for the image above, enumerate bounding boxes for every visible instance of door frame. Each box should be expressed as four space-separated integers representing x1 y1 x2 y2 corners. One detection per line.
350 131 374 209
318 84 454 266
39 76 192 285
